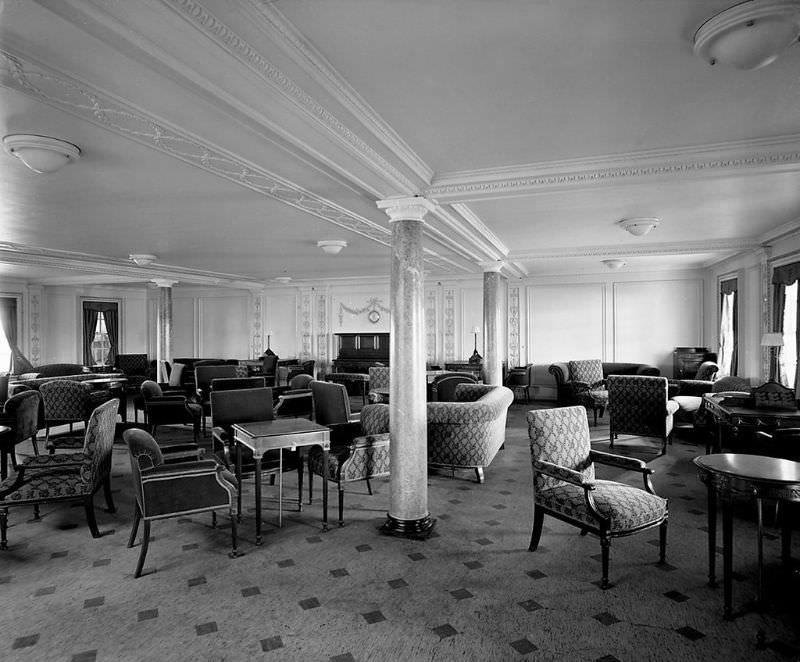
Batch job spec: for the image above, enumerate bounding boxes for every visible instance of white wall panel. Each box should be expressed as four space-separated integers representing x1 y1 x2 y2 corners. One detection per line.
199 294 249 358
266 294 300 358
172 297 197 358
613 280 703 376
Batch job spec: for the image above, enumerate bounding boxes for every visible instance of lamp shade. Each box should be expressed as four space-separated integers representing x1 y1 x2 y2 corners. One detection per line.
471 326 481 334
694 1 800 70
760 332 785 346
3 134 81 173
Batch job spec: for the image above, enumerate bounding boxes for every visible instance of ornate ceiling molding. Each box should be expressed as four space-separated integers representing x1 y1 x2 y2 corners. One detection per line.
427 135 800 202
510 238 756 261
161 0 419 195
241 0 433 185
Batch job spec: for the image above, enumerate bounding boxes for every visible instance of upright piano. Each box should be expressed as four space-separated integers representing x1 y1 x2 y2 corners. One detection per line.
332 333 389 373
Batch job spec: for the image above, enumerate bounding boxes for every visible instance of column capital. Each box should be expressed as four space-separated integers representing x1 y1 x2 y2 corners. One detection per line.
152 278 178 288
481 261 505 273
377 196 435 223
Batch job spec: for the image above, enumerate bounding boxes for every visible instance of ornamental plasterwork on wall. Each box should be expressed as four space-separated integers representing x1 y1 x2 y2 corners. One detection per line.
338 297 390 326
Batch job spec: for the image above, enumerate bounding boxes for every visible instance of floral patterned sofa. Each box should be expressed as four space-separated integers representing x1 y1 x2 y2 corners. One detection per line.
427 383 514 483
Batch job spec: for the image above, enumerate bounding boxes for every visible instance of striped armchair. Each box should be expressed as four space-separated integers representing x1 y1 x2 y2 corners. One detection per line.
607 375 679 457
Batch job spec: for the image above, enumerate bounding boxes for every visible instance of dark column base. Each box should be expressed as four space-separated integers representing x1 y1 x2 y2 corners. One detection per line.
380 513 437 540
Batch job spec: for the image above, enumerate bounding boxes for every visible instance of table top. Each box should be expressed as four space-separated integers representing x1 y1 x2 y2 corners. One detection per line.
83 376 128 386
233 418 329 439
233 419 330 454
694 453 800 485
703 393 800 418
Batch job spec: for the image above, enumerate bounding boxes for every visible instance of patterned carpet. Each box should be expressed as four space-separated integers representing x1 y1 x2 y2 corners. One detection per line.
1 400 799 662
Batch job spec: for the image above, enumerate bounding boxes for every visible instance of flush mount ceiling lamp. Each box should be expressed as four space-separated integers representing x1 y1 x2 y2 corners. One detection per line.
3 134 81 173
129 254 157 266
317 240 347 255
694 1 800 70
602 259 626 270
618 217 660 237
274 275 292 284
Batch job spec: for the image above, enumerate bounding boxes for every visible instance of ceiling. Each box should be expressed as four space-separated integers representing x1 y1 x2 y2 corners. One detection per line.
2 0 800 289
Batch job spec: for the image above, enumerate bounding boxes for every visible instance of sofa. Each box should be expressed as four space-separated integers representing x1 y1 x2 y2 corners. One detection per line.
8 364 103 396
548 361 661 406
427 383 513 483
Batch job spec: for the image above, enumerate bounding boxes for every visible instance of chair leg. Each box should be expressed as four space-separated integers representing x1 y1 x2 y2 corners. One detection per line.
103 477 116 513
308 456 314 505
365 477 373 496
474 467 484 483
529 507 544 551
229 509 241 558
128 503 141 548
211 511 217 528
600 533 611 589
0 507 8 550
30 433 39 457
33 504 40 520
659 520 667 564
134 521 150 578
84 494 101 538
338 483 344 527
1 450 6 481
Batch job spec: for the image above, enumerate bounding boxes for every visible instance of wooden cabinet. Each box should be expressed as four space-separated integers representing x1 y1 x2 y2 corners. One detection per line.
673 347 710 380
333 333 389 373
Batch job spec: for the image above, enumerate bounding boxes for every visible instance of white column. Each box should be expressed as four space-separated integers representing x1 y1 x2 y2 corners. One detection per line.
153 279 177 383
483 266 507 386
377 196 436 539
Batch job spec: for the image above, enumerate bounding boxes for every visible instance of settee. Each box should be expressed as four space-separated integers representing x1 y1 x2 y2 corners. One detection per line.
427 383 513 483
548 361 661 406
8 364 101 396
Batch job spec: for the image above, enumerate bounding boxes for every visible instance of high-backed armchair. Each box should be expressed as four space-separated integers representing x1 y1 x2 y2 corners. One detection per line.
430 372 478 402
310 380 361 428
426 384 513 483
113 353 151 394
0 390 40 479
0 398 119 551
368 366 390 403
261 353 279 387
607 375 678 456
527 405 668 589
307 403 390 527
139 380 202 443
123 428 239 578
39 380 112 452
195 364 247 433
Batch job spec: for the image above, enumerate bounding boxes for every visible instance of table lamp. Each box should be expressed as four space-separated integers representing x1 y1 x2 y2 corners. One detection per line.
469 325 482 364
760 332 784 382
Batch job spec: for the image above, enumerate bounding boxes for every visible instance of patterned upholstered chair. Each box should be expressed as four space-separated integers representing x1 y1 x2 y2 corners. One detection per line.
430 372 478 402
565 359 608 426
40 380 111 453
527 405 668 589
0 390 41 479
0 398 119 551
308 403 391 527
123 428 239 578
113 353 151 394
139 380 202 443
607 375 678 457
368 366 390 403
427 384 513 483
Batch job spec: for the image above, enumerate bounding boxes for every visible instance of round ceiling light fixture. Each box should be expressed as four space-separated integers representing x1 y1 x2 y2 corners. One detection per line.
317 240 347 255
618 217 660 237
602 259 627 270
3 134 81 173
694 0 800 70
274 275 292 284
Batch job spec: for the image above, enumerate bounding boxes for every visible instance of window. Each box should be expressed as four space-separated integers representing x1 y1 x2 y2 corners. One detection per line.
718 279 737 377
780 281 798 388
82 301 118 366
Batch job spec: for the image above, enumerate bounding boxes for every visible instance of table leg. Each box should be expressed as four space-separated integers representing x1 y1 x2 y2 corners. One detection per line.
707 481 718 587
322 447 329 532
722 497 734 620
297 449 304 512
756 496 764 607
277 449 283 528
254 455 263 545
235 443 243 523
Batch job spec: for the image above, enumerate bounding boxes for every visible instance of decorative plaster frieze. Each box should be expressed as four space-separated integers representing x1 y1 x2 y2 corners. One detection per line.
508 286 520 368
29 292 41 366
300 292 312 361
338 298 391 326
241 0 433 184
425 289 438 365
316 293 328 371
251 295 263 359
443 288 455 362
163 0 418 194
427 135 800 202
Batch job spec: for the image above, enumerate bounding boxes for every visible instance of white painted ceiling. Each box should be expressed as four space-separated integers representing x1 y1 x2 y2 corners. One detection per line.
1 0 799 289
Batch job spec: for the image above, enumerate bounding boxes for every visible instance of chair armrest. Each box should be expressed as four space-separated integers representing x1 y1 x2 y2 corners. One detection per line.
147 395 188 403
211 427 229 443
673 379 713 397
590 450 652 474
328 421 363 446
533 459 594 488
351 432 391 450
140 459 222 480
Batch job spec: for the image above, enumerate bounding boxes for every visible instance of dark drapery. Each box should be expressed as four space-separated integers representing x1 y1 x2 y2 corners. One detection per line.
82 301 118 366
0 297 20 373
719 279 738 376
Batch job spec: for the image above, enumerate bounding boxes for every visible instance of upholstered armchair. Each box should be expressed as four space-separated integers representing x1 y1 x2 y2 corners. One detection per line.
527 405 668 589
261 353 279 387
307 403 390 527
123 428 239 578
430 372 478 402
504 364 533 403
566 359 608 425
0 390 40 479
113 353 151 394
39 380 112 452
139 380 202 443
427 384 513 483
287 360 316 382
0 398 119 551
607 375 678 456
310 380 360 427
368 366 390 403
195 364 247 433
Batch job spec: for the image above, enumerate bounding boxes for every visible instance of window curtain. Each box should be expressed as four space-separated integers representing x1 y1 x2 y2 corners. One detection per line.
771 262 800 391
0 297 20 373
82 301 118 366
719 279 737 377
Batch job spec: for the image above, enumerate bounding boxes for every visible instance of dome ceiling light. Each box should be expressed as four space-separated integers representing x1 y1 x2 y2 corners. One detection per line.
3 134 81 173
618 218 660 237
129 254 157 266
317 240 347 255
694 0 800 70
602 259 626 270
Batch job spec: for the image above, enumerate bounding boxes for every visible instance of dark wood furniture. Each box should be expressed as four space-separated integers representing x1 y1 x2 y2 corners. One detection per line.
444 362 482 380
332 333 389 373
694 453 800 619
673 346 710 380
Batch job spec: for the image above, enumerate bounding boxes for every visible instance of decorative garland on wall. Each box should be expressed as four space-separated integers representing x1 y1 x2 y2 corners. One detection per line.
338 297 390 326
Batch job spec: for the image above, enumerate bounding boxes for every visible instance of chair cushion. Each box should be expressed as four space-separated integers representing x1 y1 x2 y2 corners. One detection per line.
568 359 604 385
0 453 87 504
169 363 185 387
536 479 667 532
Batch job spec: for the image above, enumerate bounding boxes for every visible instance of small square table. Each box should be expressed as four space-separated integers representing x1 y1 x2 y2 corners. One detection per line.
233 419 330 544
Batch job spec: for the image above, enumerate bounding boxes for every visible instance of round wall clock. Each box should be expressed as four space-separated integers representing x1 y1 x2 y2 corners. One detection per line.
368 310 381 323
